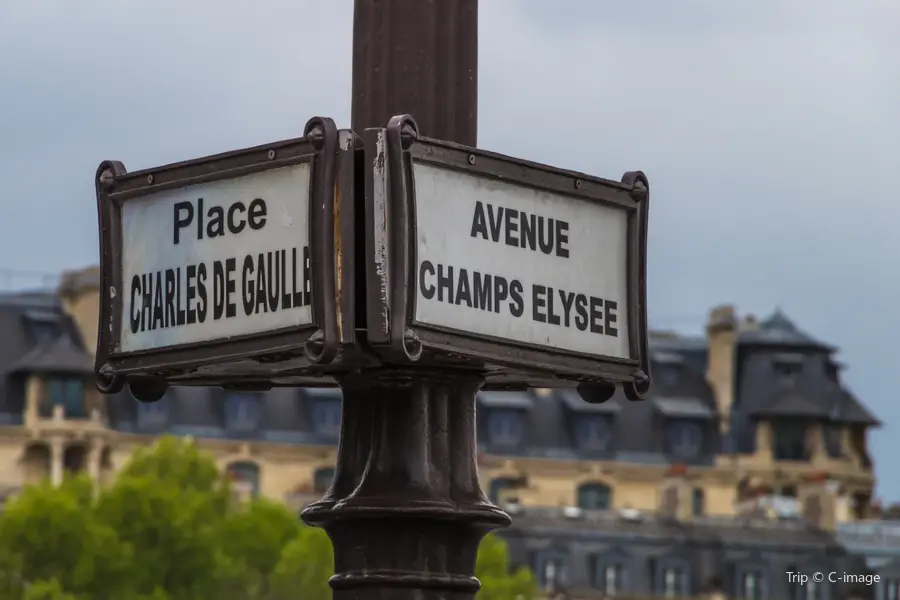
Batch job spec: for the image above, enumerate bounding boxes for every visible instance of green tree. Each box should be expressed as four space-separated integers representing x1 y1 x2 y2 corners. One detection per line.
476 534 538 600
0 436 534 600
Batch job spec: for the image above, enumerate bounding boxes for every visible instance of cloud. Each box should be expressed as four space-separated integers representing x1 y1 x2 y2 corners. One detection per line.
1 0 898 497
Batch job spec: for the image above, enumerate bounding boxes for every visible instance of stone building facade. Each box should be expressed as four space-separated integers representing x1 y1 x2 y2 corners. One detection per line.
0 266 885 598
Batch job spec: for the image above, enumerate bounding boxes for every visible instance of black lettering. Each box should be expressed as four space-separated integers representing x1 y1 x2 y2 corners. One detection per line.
141 273 152 332
546 285 561 326
574 294 588 331
196 263 208 323
164 269 176 327
248 199 267 230
206 206 225 238
470 201 489 240
302 245 311 306
589 296 604 334
492 276 508 314
509 280 524 317
291 248 303 308
520 213 536 250
437 264 454 303
186 265 197 324
538 217 554 254
197 197 205 240
152 271 164 329
532 284 547 323
226 258 237 318
504 208 519 247
473 272 492 312
605 300 618 337
227 202 246 235
559 290 575 327
556 220 570 258
419 261 436 300
130 275 141 334
456 268 472 307
173 201 194 245
175 267 186 326
213 261 225 320
487 204 503 242
280 249 291 310
242 255 255 315
255 253 268 314
266 251 279 311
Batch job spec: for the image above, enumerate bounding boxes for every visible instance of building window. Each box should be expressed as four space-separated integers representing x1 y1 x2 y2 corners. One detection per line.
656 365 680 386
312 401 341 436
773 422 809 461
539 556 567 591
666 420 703 460
692 487 705 516
226 462 260 498
487 411 524 446
739 569 765 600
488 477 520 504
823 424 842 458
884 578 900 600
225 393 260 433
575 416 612 452
577 482 612 510
313 467 335 493
774 361 802 377
47 378 85 418
781 485 798 498
593 560 626 595
137 394 169 430
659 565 687 597
804 579 822 600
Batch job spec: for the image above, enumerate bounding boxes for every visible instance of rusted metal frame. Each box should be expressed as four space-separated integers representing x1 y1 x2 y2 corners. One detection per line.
93 117 346 393
365 114 651 391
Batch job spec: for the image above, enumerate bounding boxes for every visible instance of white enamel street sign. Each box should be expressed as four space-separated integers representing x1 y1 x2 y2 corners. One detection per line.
119 164 313 353
412 163 630 359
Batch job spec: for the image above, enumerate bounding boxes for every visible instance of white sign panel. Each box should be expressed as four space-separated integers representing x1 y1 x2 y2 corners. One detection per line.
413 163 630 359
119 164 313 353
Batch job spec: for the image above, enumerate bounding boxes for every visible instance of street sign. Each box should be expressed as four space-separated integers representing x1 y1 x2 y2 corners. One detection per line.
363 115 650 397
94 117 360 400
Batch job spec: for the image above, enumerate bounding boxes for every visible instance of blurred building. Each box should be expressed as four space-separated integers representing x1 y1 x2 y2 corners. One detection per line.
0 266 885 598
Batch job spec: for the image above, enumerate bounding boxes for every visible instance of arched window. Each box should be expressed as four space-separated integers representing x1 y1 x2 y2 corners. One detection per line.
488 477 521 504
577 482 612 510
313 467 335 493
227 461 260 498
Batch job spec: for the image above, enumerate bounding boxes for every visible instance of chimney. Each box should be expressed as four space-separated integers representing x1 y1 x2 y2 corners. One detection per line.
800 471 839 531
706 305 737 437
58 266 101 357
658 463 693 521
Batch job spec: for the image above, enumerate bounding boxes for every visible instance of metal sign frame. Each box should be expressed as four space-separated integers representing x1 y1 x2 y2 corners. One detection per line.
364 114 651 397
94 117 358 395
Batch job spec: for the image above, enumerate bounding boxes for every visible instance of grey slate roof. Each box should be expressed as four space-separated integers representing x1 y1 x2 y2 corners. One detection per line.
0 295 879 470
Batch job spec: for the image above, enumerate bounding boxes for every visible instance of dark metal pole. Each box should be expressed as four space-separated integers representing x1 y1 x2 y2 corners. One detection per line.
350 0 479 146
301 2 508 599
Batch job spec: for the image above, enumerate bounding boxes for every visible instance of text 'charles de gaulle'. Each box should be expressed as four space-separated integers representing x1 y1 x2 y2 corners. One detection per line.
128 197 311 335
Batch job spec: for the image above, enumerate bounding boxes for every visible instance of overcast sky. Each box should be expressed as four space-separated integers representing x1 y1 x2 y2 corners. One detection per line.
1 1 898 499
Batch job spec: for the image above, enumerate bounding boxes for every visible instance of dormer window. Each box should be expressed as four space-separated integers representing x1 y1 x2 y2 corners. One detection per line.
773 421 809 461
47 378 85 418
226 393 260 433
773 354 803 378
312 401 341 436
665 420 703 460
487 410 524 447
655 365 680 387
575 416 612 453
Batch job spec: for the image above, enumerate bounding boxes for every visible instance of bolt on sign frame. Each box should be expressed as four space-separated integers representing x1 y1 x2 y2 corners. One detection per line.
93 117 360 401
363 115 651 400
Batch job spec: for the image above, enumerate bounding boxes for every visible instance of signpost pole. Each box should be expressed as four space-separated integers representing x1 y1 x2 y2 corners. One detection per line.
301 1 510 599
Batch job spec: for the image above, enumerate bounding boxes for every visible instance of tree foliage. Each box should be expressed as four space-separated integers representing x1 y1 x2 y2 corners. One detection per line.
0 436 534 600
